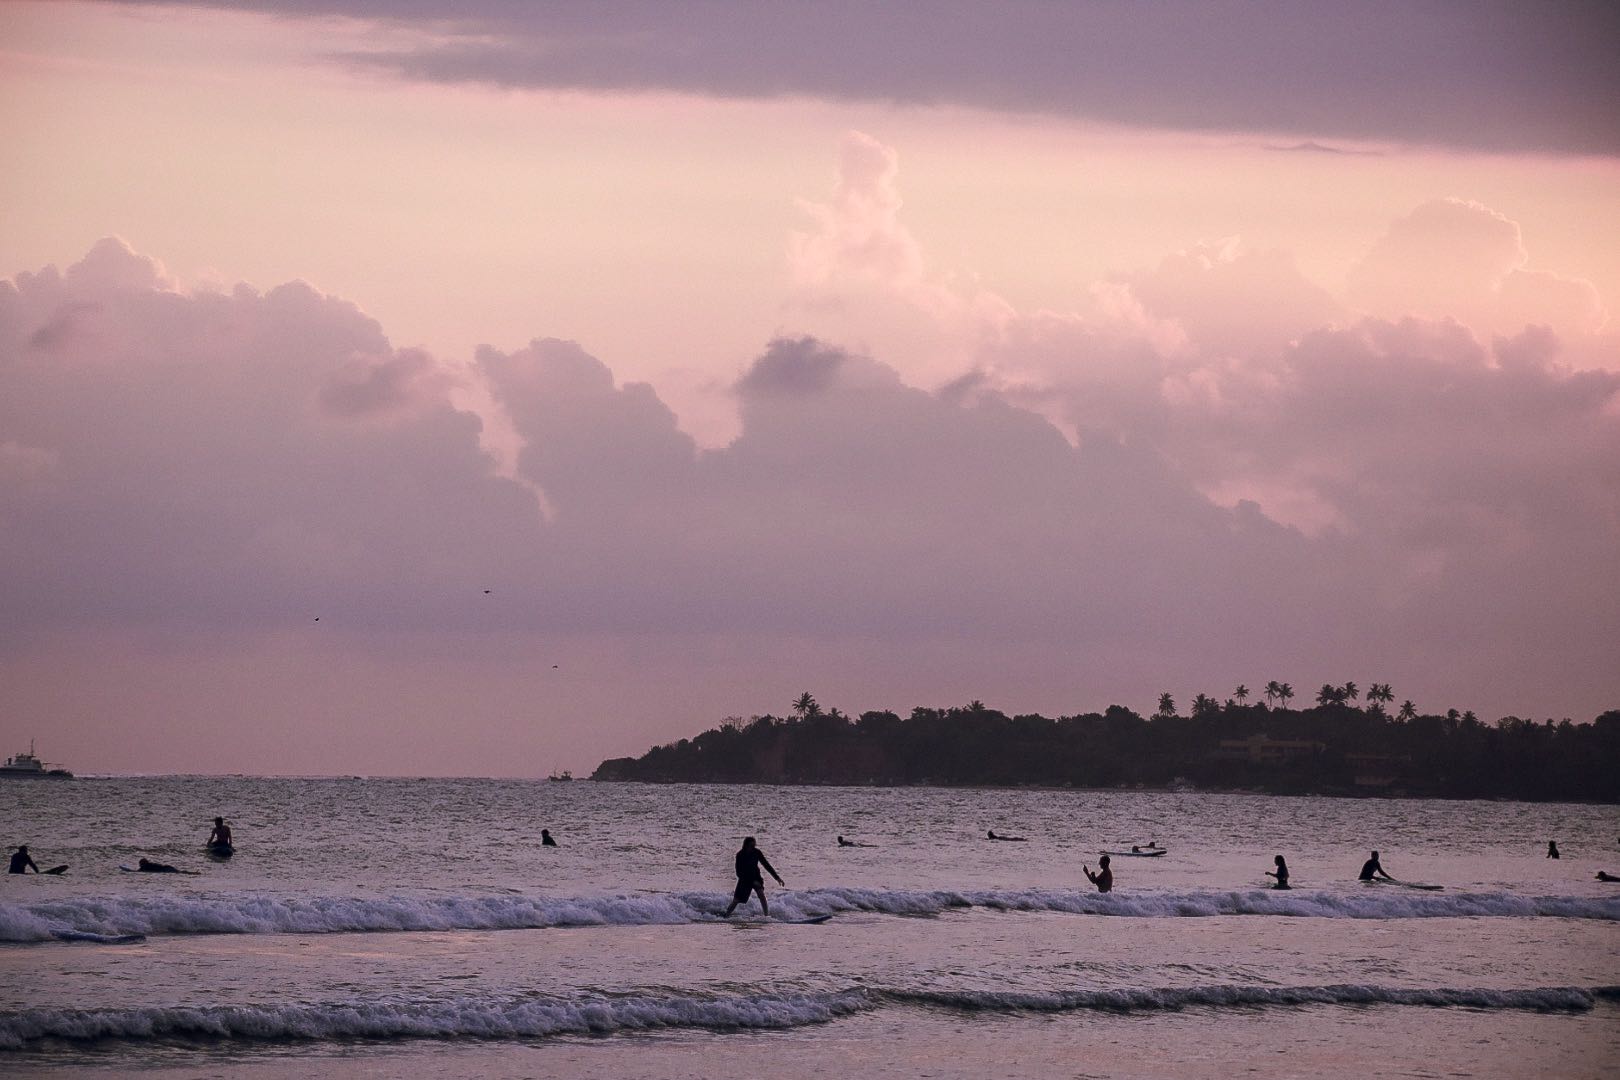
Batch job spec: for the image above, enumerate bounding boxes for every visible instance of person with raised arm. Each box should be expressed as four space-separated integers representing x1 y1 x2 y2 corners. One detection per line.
1083 854 1113 893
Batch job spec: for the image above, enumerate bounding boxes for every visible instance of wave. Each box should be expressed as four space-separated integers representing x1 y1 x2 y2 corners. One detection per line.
5 886 1618 943
4 983 1615 1050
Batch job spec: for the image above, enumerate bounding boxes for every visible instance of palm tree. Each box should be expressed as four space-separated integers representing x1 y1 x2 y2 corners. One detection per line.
1192 693 1218 717
1317 684 1341 707
1264 680 1282 707
1278 683 1294 709
1341 681 1360 704
792 692 820 721
1234 684 1250 705
1366 683 1394 708
1157 692 1176 719
1397 700 1417 722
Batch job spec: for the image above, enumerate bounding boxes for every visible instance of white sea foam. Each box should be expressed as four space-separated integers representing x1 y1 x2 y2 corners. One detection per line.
2 983 1612 1049
4 886 1617 943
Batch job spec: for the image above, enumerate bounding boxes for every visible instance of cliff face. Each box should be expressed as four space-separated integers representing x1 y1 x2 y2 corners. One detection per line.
591 706 1620 801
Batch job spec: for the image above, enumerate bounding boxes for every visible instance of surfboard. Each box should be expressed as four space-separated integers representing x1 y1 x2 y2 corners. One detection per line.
205 842 234 858
1102 849 1167 857
796 914 833 924
1365 877 1442 891
120 865 200 875
43 865 68 875
52 929 146 944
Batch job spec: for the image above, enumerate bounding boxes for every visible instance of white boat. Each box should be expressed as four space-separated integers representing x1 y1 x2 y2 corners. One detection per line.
0 740 73 778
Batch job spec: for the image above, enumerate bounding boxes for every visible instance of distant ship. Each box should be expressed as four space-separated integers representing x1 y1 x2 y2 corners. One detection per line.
1 741 73 779
547 770 573 781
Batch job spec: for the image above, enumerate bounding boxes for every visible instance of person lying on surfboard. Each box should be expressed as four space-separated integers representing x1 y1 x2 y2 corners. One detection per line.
987 830 1027 841
1358 851 1394 881
8 845 38 874
136 858 184 873
837 835 874 847
1083 854 1113 893
1265 855 1290 889
723 836 784 917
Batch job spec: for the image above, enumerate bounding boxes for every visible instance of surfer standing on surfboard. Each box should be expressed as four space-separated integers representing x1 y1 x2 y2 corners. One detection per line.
723 836 785 917
1358 850 1394 881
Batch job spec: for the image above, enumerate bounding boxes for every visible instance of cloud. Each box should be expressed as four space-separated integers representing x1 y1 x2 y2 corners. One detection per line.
1347 198 1606 337
106 0 1620 155
3 233 1617 774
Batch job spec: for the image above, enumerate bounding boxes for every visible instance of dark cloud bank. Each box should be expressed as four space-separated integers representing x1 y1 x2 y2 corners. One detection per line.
108 0 1620 155
2 239 1617 730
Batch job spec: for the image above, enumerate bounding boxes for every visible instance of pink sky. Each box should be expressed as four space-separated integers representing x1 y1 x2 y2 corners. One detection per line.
1 2 1617 775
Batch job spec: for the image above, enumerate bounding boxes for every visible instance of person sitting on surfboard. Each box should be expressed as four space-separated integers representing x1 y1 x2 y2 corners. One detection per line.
1358 851 1394 881
8 845 38 874
207 817 232 848
1265 855 1290 889
1083 854 1113 893
541 829 558 847
723 836 784 917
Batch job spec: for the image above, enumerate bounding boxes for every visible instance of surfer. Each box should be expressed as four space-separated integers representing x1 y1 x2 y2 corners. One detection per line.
1546 841 1559 859
1597 871 1619 883
837 835 874 847
207 817 232 848
988 830 1028 842
541 829 558 847
1358 850 1394 881
1265 854 1290 889
8 845 39 874
723 836 784 917
136 858 182 873
1083 854 1113 893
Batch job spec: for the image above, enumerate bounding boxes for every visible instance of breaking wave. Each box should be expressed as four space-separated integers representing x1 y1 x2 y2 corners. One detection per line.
5 886 1618 943
3 983 1615 1050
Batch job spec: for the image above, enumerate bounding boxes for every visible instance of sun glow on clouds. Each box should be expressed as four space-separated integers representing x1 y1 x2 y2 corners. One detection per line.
1 1 1618 774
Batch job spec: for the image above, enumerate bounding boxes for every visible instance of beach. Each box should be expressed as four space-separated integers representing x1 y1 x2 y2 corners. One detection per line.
3 777 1617 1078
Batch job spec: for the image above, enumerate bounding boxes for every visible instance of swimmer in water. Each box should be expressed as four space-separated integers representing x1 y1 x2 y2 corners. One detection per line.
1083 854 1113 893
1265 854 1291 889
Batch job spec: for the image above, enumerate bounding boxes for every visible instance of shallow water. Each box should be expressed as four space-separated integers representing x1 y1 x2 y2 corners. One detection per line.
3 778 1617 1077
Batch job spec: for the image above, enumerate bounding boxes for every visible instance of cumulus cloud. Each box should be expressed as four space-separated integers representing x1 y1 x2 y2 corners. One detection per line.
107 1 1620 155
1348 198 1606 337
3 231 1616 772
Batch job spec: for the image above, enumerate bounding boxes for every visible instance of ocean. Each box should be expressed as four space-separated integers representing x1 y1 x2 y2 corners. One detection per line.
2 777 1617 1078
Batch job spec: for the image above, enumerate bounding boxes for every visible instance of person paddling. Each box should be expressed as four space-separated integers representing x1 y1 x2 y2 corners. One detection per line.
1265 854 1291 889
723 836 784 917
988 830 1028 842
1358 850 1394 882
8 845 39 874
1083 854 1113 893
136 858 183 873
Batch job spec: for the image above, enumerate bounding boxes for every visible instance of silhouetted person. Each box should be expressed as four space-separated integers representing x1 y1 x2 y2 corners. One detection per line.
988 830 1027 842
1597 871 1619 882
1358 850 1393 881
1547 841 1560 859
137 858 181 873
1265 855 1290 889
837 835 874 848
1083 854 1113 893
541 829 558 847
723 836 783 917
207 817 232 848
9 845 38 874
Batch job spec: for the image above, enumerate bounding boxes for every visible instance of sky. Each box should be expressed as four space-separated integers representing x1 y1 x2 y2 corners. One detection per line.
1 1 1617 776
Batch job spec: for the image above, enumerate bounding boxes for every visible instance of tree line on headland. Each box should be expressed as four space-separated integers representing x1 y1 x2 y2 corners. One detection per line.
592 686 1620 802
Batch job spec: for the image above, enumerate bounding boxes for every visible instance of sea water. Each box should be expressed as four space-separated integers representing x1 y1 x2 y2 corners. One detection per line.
2 777 1617 1078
